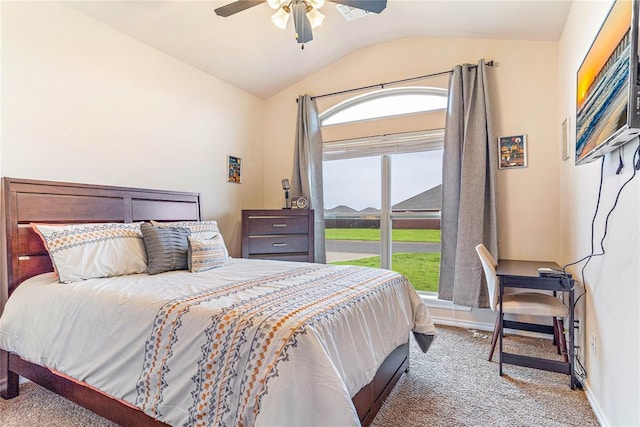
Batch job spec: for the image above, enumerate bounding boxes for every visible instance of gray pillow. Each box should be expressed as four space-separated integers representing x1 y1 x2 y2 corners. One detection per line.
141 223 190 274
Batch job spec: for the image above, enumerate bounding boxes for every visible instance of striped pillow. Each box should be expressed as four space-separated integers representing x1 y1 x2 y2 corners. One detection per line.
140 223 190 275
152 220 229 258
32 222 147 283
151 220 220 239
188 234 228 272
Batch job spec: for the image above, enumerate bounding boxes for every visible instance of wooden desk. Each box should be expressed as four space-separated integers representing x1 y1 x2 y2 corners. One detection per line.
496 259 576 389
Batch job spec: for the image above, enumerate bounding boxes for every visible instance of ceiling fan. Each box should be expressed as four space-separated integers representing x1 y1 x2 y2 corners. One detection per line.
214 0 387 45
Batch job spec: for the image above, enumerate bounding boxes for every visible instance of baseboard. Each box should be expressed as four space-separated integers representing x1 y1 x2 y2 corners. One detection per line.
584 381 608 426
431 316 555 340
430 316 495 332
420 294 472 311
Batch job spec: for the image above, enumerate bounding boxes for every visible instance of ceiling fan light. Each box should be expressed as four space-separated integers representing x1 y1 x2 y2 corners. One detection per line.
307 0 325 9
271 7 290 29
267 0 287 10
306 8 325 29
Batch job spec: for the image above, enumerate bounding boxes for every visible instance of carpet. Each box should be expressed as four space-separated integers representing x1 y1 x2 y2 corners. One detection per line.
0 325 598 426
372 325 598 426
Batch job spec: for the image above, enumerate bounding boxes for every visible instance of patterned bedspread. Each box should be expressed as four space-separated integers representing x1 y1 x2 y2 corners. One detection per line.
0 259 436 426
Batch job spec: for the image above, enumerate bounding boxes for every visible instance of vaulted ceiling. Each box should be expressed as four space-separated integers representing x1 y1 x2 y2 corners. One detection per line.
65 0 573 99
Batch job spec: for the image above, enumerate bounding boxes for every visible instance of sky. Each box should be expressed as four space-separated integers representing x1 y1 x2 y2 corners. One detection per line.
323 150 443 211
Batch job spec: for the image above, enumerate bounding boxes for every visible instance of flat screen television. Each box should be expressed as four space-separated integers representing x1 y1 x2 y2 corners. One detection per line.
576 0 640 165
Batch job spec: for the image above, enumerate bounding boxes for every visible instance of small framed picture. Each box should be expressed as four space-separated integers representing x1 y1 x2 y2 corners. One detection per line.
227 155 242 183
498 134 527 169
561 118 570 161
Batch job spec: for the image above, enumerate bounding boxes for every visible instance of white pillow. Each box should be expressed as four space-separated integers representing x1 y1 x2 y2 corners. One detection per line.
32 222 147 283
188 234 228 272
151 220 230 258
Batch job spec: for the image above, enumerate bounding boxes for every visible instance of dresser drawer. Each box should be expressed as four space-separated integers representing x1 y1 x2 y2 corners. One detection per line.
248 253 311 262
247 216 309 235
242 209 314 262
248 235 309 255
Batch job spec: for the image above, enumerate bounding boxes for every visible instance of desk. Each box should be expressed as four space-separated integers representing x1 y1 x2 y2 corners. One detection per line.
496 259 576 389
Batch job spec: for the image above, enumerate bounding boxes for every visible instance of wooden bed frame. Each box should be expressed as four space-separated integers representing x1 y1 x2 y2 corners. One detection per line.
0 177 409 426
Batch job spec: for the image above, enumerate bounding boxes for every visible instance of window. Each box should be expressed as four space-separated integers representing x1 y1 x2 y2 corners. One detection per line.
321 87 448 126
322 86 446 294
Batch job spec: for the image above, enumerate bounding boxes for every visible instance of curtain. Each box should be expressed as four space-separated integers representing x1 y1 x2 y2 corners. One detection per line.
438 59 498 307
291 94 326 263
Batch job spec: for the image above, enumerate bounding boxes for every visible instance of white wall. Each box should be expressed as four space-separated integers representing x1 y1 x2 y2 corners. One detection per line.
0 2 265 256
267 30 639 425
0 2 3 180
264 37 560 325
558 2 640 425
264 36 560 262
5 3 634 423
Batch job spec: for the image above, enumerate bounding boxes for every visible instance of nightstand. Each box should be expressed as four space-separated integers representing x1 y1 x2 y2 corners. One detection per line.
241 209 314 262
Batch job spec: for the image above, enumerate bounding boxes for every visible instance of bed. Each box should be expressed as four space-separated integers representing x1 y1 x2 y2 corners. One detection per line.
0 177 436 426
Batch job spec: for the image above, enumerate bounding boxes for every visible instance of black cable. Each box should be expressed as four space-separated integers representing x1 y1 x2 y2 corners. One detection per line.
580 142 640 284
562 156 605 274
568 145 639 302
555 156 605 383
573 346 587 382
597 142 640 255
563 142 640 287
557 156 605 381
616 147 624 174
573 281 587 306
560 142 640 384
574 348 587 373
594 143 637 288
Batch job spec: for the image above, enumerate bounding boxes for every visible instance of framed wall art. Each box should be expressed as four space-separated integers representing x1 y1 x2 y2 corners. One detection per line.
227 155 242 183
498 134 527 169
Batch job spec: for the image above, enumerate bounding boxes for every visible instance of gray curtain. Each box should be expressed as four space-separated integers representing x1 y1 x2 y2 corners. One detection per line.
438 59 498 308
291 94 326 263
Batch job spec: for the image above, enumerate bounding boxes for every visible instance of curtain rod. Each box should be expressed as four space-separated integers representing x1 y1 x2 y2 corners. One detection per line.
305 60 494 102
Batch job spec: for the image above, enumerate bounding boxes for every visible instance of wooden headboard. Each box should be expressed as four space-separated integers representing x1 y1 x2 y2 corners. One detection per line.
0 177 201 314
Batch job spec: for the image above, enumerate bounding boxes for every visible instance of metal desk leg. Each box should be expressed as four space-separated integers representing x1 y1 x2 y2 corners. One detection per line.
499 277 504 376
568 278 575 390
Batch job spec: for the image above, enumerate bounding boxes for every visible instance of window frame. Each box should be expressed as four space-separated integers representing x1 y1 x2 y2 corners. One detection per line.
321 85 446 295
319 86 448 127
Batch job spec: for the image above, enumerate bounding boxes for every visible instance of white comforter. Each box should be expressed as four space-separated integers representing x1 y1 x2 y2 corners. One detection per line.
0 258 436 426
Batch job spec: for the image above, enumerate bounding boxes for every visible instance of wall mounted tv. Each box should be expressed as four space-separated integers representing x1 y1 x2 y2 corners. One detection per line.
576 0 640 165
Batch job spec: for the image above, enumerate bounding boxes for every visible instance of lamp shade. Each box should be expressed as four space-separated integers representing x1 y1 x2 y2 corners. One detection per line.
306 8 325 29
267 0 287 9
271 7 290 29
307 0 325 8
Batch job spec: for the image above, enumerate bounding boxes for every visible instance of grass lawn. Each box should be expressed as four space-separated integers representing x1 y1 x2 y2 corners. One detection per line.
325 228 440 243
331 252 440 293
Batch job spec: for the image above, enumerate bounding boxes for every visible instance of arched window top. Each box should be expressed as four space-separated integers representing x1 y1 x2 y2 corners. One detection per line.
319 86 448 127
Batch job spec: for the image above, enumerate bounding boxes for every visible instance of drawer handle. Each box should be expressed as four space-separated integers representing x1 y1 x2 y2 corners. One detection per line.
272 223 287 228
272 243 287 247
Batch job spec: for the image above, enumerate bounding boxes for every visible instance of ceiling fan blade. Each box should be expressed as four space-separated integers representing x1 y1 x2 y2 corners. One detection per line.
331 0 387 14
214 0 265 17
292 2 313 44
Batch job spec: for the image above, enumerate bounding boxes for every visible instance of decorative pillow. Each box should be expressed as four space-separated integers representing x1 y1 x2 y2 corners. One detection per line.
188 234 228 273
151 220 219 238
151 220 229 258
140 223 190 275
32 222 147 283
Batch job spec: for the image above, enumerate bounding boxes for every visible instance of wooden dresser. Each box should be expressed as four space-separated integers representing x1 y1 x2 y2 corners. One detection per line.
241 209 315 262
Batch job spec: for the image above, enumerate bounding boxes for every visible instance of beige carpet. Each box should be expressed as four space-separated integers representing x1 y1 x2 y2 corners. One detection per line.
0 325 598 426
373 325 598 426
